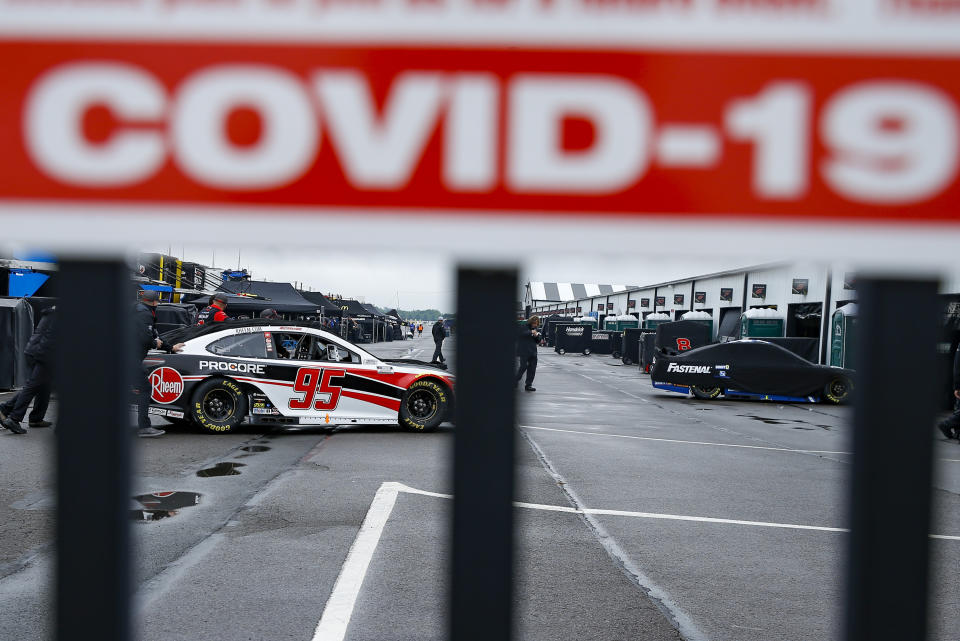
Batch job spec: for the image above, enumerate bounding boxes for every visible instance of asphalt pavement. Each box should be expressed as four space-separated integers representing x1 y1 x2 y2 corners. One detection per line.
0 334 957 641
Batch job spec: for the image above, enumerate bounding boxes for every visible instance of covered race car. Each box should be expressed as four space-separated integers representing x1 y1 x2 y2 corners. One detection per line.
144 320 455 433
650 339 854 404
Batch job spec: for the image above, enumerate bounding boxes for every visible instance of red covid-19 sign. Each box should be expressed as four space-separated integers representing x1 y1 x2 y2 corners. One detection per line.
1 41 958 222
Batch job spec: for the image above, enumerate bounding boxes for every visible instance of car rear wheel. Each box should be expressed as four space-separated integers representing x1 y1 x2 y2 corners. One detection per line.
691 386 722 400
399 379 450 432
823 377 852 404
190 378 248 434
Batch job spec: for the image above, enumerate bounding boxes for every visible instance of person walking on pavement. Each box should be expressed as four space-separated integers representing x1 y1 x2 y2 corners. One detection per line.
0 306 57 434
431 318 446 366
196 293 229 325
418 323 423 337
938 344 960 442
516 315 541 392
135 290 185 438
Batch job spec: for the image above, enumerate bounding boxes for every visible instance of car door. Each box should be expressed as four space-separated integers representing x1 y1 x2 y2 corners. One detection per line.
306 333 402 421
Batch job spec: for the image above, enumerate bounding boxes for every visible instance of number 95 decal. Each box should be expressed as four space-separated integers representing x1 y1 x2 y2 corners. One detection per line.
289 367 347 411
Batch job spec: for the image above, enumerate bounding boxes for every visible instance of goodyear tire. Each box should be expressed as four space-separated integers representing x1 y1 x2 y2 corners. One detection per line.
583 348 591 356
823 377 852 404
399 379 450 432
190 378 247 434
558 348 566 355
691 386 722 400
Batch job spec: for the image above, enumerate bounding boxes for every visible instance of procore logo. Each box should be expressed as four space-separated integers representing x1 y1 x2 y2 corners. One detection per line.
150 367 184 404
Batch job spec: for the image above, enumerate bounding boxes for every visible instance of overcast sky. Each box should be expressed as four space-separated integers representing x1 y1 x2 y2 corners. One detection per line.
143 244 742 313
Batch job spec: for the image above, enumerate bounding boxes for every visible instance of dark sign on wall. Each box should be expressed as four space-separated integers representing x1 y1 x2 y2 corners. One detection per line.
576 307 582 312
791 278 809 295
694 291 706 304
720 287 733 302
627 299 636 309
752 284 767 298
655 296 666 306
641 298 650 308
843 272 856 290
674 294 684 305
607 303 614 310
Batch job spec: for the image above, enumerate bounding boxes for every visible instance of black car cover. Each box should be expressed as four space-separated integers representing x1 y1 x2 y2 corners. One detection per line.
651 340 853 398
654 320 713 356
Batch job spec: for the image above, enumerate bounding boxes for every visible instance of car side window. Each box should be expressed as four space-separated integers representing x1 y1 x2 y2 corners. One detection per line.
207 333 268 358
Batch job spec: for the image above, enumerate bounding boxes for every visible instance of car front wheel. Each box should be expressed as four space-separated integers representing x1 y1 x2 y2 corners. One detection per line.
691 386 722 400
190 378 248 434
399 379 450 432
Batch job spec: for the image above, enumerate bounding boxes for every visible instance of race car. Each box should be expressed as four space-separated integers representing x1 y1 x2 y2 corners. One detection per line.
650 339 854 404
144 320 455 434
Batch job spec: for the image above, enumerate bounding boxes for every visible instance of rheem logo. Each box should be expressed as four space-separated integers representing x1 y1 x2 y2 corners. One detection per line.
150 367 184 404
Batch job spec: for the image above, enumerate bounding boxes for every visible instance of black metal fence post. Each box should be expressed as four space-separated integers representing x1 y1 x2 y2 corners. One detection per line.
55 259 133 641
450 266 517 641
845 278 940 641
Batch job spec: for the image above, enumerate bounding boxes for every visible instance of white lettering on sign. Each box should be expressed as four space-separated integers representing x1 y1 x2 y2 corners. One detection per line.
172 66 318 190
25 63 167 187
508 75 652 193
667 363 713 374
199 360 266 374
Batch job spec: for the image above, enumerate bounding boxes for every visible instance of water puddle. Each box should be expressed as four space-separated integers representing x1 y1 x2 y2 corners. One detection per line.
132 491 201 522
737 414 833 430
240 445 271 453
196 462 246 477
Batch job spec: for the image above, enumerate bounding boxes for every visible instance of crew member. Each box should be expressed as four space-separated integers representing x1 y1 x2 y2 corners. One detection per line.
516 315 541 392
197 293 229 325
938 345 960 442
431 318 446 366
135 290 185 438
0 306 57 434
260 308 290 358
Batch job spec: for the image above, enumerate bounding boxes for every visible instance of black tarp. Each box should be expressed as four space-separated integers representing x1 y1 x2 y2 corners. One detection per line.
555 323 592 354
298 291 344 317
184 280 322 317
717 307 742 342
589 330 617 355
542 315 567 347
333 299 374 317
758 337 819 363
651 340 854 398
655 320 714 356
155 303 198 335
0 298 34 390
639 333 657 373
621 327 655 365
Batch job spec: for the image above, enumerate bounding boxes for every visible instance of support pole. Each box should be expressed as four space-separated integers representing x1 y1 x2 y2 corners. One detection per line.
450 266 517 641
844 278 939 641
55 260 133 641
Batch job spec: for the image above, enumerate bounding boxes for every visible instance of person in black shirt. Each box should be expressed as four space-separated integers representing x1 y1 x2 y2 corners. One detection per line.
134 290 185 438
516 316 541 392
938 345 960 442
0 306 57 434
197 293 229 325
431 318 446 365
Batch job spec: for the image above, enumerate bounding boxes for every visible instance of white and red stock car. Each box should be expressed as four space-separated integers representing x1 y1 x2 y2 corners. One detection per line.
143 320 454 434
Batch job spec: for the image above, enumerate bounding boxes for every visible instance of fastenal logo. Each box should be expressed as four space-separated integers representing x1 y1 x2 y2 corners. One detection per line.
666 363 712 374
150 367 184 404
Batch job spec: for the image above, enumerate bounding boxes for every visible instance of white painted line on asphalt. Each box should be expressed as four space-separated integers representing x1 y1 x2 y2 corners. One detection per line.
311 482 402 641
521 424 850 455
314 479 960 639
